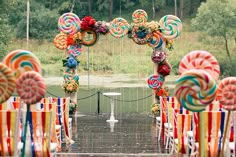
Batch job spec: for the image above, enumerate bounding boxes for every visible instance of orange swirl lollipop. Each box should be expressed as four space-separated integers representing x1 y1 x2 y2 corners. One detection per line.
132 9 148 23
0 63 16 104
179 50 220 80
2 50 42 79
216 77 236 111
53 33 68 50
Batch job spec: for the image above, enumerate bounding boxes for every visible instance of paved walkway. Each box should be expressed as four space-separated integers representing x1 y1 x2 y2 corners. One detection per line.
57 113 170 156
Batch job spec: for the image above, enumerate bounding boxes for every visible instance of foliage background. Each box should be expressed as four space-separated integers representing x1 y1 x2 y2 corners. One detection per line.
1 0 236 77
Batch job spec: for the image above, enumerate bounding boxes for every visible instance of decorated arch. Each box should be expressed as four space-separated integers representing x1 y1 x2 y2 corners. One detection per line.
53 9 182 110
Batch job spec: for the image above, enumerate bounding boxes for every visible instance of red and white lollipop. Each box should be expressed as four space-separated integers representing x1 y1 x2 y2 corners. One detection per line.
179 50 220 80
16 71 46 105
216 77 236 111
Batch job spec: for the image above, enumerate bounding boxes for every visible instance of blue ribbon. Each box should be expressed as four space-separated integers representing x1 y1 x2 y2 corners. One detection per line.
29 112 36 157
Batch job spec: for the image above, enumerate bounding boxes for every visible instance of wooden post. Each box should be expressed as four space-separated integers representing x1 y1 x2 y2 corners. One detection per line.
26 0 30 48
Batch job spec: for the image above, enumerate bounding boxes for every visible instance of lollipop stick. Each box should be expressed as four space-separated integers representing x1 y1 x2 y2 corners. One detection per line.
220 111 231 157
234 112 236 157
199 112 206 157
21 105 30 157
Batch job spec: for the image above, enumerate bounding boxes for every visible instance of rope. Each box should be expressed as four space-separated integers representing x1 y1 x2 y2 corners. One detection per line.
46 91 97 100
77 92 97 100
16 90 152 102
46 91 61 97
101 92 153 102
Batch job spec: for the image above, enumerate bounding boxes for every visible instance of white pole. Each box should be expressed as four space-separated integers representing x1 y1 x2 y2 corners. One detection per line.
26 0 30 48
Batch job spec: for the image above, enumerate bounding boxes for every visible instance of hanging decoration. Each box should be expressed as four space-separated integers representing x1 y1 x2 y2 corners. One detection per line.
53 9 183 110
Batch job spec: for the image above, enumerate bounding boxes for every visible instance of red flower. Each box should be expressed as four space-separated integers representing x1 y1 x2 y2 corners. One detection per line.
158 62 171 77
155 87 169 97
157 89 164 96
67 35 75 45
81 16 96 30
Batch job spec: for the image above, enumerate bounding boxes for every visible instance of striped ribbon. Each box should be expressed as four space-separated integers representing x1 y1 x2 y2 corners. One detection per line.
29 111 51 157
177 113 191 154
29 113 36 157
0 110 17 156
199 111 226 157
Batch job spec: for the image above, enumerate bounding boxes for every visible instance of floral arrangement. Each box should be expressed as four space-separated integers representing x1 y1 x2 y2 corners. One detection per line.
94 21 109 35
158 61 172 76
62 55 80 68
151 103 160 117
165 39 174 51
67 33 82 45
81 16 96 30
62 79 79 93
69 101 77 115
155 86 169 99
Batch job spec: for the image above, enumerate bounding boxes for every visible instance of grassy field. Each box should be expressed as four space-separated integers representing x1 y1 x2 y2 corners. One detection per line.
7 21 236 77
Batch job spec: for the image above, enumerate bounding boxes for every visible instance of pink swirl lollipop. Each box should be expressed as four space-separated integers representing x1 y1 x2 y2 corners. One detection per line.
216 77 236 111
132 9 148 23
179 50 220 80
159 15 182 40
58 12 81 35
2 50 42 79
151 50 166 64
109 18 130 38
175 70 217 112
16 71 46 105
147 74 164 90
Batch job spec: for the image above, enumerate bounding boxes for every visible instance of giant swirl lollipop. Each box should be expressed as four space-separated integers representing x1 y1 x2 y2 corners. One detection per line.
216 77 236 157
175 69 217 112
16 71 46 105
0 63 16 104
159 15 182 40
58 12 81 35
109 17 130 38
179 50 220 80
216 77 236 111
2 50 42 79
175 50 220 157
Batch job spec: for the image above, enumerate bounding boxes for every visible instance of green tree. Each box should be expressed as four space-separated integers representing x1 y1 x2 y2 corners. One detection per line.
0 0 12 60
16 8 59 41
191 0 236 60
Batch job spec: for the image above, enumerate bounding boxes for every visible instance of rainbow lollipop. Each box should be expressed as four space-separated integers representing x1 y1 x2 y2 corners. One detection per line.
147 74 164 90
2 50 42 79
109 17 130 38
159 15 182 40
175 69 217 112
